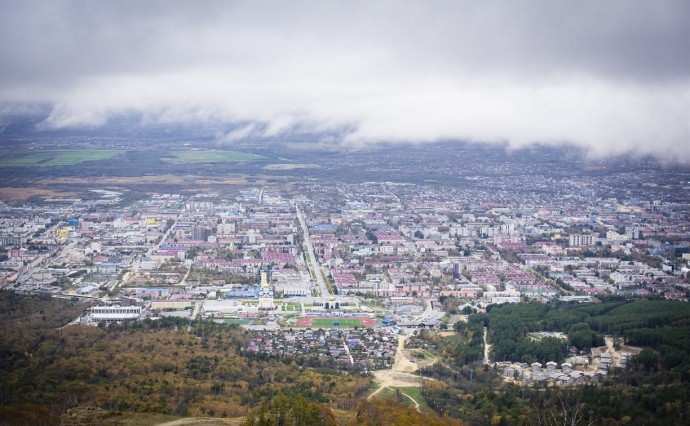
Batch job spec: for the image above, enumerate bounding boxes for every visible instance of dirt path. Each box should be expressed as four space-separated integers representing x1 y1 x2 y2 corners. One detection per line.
401 391 420 411
368 335 425 411
483 327 492 365
605 336 615 354
156 418 242 426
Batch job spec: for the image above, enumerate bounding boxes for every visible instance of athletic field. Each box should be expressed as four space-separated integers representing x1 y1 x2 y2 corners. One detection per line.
295 316 377 328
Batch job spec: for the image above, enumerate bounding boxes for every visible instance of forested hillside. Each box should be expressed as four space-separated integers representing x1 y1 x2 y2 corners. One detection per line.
467 299 690 369
418 298 690 425
0 291 457 425
2 291 689 425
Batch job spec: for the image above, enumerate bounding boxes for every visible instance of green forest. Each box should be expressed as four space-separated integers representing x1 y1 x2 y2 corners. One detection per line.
417 298 690 425
468 299 690 368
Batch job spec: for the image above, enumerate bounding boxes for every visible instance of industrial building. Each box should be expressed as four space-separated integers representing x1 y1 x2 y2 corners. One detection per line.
90 306 141 323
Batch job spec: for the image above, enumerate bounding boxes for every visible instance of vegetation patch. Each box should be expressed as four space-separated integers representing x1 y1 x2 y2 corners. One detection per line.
470 299 690 365
412 349 436 361
395 387 429 411
0 291 374 425
0 150 126 167
62 408 185 426
0 187 79 201
168 150 265 163
219 318 253 325
277 301 301 311
374 388 416 408
311 318 363 328
415 299 690 424
294 316 378 328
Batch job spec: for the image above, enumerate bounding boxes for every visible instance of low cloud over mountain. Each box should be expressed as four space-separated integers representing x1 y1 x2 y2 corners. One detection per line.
1 1 688 161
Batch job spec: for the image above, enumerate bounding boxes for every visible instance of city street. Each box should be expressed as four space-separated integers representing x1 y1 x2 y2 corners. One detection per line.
295 202 331 298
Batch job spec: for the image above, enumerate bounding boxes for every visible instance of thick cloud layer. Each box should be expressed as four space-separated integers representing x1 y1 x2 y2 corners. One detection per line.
1 0 688 160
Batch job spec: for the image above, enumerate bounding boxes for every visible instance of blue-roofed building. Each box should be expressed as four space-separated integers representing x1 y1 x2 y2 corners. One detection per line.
312 224 336 233
382 317 396 326
223 287 259 299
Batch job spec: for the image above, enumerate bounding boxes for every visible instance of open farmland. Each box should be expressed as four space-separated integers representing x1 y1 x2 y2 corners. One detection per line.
0 187 78 201
168 150 265 163
0 149 125 167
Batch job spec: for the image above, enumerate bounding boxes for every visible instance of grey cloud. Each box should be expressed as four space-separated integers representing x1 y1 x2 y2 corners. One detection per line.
0 0 688 161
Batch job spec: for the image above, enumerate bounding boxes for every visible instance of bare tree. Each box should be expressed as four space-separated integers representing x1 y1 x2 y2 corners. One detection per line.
534 391 596 426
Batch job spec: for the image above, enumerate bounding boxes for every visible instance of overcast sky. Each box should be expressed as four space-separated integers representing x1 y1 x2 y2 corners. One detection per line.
1 0 688 161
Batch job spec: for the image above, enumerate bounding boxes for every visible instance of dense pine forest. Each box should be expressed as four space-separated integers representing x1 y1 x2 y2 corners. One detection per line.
418 299 690 424
474 299 690 369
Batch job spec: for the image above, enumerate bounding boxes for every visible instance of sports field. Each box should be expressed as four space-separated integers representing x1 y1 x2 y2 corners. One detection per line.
220 318 253 325
296 316 377 328
0 150 125 167
313 318 362 327
169 150 265 163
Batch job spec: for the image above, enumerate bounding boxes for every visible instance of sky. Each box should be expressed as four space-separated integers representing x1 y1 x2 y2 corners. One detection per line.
0 0 688 161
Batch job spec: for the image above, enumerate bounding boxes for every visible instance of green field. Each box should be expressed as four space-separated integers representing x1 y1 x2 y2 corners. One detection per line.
312 318 362 327
374 387 429 411
279 301 302 311
219 318 253 325
169 150 265 162
0 150 125 167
